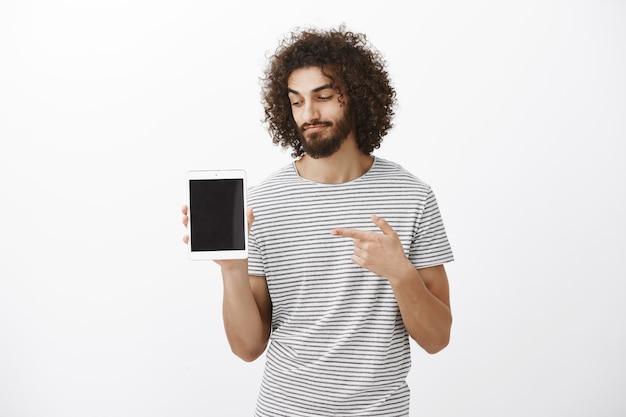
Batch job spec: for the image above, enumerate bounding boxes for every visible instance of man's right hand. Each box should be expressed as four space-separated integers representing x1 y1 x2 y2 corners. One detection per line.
181 205 190 244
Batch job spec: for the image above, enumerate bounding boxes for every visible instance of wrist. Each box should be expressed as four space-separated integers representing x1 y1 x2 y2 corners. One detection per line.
387 259 422 287
218 259 249 277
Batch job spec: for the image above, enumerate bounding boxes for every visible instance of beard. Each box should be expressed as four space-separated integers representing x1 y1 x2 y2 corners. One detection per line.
298 112 353 159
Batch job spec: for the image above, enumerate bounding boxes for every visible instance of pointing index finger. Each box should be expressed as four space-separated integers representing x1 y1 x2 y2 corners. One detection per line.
330 228 368 239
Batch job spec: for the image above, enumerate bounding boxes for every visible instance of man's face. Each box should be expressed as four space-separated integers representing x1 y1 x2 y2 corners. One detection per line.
287 67 353 159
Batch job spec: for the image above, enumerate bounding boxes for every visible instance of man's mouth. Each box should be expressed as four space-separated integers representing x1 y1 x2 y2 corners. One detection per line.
303 122 331 131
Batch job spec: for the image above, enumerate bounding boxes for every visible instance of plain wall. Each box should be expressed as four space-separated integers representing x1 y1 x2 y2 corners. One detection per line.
1 0 625 415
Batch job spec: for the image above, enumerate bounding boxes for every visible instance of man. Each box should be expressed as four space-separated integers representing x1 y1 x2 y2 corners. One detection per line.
183 26 454 416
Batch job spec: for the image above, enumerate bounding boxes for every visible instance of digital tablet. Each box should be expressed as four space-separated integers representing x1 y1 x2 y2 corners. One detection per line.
187 169 248 260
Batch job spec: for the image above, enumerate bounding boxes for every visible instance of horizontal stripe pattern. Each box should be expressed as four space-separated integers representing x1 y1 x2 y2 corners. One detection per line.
247 157 453 416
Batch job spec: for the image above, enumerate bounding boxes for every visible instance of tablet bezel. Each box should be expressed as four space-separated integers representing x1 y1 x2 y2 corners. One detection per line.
187 169 248 260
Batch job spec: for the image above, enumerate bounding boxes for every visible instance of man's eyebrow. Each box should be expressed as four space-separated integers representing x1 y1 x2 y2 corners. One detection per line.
288 84 334 95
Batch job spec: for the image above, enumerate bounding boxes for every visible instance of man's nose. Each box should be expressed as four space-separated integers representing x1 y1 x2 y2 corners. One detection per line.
302 101 320 122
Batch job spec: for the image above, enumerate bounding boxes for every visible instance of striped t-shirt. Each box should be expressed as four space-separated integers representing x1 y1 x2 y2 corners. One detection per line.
247 157 454 416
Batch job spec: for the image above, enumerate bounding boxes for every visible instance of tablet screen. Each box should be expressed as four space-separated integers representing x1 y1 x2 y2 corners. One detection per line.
188 176 246 255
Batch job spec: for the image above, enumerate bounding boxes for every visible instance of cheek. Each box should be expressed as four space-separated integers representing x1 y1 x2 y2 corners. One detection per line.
290 109 304 126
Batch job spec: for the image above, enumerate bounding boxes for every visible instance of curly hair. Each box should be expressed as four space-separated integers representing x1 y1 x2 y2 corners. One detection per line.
261 26 397 158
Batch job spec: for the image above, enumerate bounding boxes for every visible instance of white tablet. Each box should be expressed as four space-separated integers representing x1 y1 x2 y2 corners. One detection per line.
187 169 248 260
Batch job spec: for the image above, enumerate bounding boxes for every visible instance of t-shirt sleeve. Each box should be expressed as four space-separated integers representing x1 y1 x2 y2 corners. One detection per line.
409 187 454 268
247 227 266 276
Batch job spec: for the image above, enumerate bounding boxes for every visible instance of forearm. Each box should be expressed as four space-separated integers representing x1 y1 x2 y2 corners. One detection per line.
220 262 270 362
388 264 452 354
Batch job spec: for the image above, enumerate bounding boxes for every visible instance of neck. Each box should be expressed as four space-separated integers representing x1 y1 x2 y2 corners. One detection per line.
295 138 374 184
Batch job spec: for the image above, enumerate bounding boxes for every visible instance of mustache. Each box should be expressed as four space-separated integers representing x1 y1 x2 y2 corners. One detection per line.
301 120 332 130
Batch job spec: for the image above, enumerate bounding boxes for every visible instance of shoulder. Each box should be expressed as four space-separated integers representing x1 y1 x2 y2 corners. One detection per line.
247 163 299 201
370 157 432 193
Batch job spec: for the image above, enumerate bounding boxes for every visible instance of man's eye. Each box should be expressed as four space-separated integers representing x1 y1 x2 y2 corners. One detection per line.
319 96 332 101
291 100 302 106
